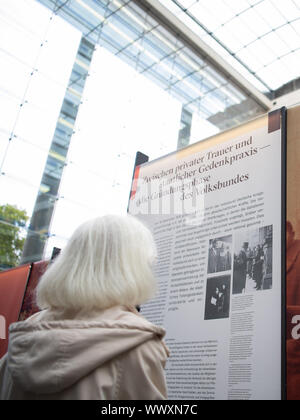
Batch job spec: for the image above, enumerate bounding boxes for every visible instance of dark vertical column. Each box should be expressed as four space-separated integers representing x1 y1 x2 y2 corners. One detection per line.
21 37 95 264
127 152 149 213
177 106 193 150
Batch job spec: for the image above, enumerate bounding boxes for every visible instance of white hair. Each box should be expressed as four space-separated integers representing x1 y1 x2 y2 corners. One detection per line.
36 215 157 311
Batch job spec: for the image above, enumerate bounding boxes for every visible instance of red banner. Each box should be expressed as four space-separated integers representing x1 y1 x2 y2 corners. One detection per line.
0 265 31 358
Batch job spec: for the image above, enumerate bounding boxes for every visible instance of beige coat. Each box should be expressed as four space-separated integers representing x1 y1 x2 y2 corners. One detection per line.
0 306 169 400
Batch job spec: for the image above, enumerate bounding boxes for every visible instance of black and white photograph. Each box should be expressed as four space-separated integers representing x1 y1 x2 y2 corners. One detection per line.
204 275 231 321
207 235 232 274
233 225 273 295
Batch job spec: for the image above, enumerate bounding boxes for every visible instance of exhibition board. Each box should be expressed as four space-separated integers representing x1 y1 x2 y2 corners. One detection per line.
129 108 287 400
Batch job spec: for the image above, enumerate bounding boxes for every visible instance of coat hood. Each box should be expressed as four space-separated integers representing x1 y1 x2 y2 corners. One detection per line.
6 306 167 395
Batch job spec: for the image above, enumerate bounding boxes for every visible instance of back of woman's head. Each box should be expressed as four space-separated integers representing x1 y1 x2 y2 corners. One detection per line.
36 215 157 312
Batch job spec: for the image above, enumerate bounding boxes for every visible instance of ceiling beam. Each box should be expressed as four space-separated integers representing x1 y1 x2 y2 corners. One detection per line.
133 0 273 111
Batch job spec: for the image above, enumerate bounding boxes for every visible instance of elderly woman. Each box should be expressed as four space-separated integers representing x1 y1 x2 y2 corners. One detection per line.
0 215 169 400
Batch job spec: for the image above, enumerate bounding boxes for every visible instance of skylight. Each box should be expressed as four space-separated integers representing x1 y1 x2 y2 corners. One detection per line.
159 0 300 92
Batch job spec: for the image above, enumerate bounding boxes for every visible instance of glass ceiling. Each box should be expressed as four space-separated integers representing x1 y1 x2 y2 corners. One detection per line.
37 0 271 131
159 0 300 92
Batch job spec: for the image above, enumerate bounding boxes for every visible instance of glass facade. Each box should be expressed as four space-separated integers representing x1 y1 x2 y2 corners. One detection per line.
45 46 183 257
0 0 297 264
0 0 81 264
37 0 269 126
0 0 183 262
21 36 94 263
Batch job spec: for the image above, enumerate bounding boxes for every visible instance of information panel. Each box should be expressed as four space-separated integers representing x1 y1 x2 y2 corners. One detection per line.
128 110 286 400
